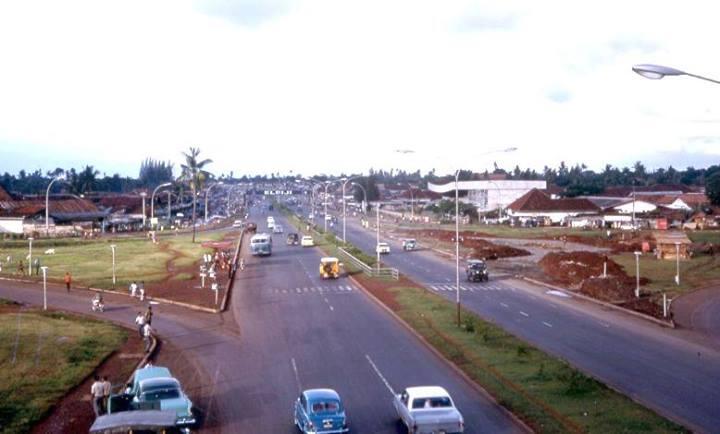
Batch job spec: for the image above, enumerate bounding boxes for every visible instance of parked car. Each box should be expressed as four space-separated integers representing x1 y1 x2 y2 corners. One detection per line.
107 365 195 428
402 239 417 251
319 257 340 279
294 389 349 434
466 259 489 282
376 242 391 254
273 224 284 234
393 386 464 434
232 219 243 228
301 235 315 247
286 233 300 245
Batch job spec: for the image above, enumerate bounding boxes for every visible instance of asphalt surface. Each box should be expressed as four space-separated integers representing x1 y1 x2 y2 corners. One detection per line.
317 207 720 433
0 208 524 434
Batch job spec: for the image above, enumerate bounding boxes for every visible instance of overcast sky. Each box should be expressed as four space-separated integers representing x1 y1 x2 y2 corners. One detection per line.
1 0 719 178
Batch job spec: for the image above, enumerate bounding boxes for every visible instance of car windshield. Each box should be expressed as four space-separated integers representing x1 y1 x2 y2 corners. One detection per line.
140 385 180 401
411 396 452 409
310 400 341 414
468 262 485 270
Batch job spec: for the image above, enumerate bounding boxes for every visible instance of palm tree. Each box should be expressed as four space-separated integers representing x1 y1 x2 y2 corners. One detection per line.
180 147 213 243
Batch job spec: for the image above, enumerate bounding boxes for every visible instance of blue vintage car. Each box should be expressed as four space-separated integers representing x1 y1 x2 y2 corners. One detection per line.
294 388 349 434
108 365 195 428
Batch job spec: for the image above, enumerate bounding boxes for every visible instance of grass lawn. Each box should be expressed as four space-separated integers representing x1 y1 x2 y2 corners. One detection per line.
612 252 720 295
0 306 128 433
386 285 686 433
687 230 720 244
0 231 227 290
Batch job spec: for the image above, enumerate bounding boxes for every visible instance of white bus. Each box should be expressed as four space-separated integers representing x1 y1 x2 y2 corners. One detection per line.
250 233 273 256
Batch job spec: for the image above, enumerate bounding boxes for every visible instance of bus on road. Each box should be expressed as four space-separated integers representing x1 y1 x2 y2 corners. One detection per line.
250 233 273 256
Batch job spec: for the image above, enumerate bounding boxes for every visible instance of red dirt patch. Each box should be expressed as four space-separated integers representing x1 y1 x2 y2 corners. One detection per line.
398 229 531 259
618 298 665 318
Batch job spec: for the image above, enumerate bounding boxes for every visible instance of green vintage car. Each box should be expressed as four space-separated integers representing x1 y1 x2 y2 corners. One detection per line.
107 365 195 428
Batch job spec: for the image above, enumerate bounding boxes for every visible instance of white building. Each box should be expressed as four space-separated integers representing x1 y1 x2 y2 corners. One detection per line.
427 180 547 212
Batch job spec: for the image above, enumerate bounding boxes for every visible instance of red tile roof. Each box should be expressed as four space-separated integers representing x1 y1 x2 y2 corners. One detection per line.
508 189 599 213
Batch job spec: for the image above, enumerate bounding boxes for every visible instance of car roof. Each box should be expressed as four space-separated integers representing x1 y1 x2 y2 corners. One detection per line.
320 257 338 263
302 235 313 239
405 386 450 398
134 366 172 383
303 388 341 401
378 242 389 245
467 259 485 264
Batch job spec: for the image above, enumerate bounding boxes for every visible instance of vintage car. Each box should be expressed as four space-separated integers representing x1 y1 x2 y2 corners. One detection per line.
273 224 284 234
294 388 349 434
376 242 391 254
402 239 417 251
232 219 243 228
393 386 464 434
301 235 315 247
107 365 195 428
244 221 257 233
466 259 489 282
286 233 300 245
319 257 341 279
90 409 188 434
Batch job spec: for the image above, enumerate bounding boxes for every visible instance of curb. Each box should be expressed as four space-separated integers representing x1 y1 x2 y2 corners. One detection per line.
346 273 534 434
519 276 675 329
221 228 246 312
126 334 159 385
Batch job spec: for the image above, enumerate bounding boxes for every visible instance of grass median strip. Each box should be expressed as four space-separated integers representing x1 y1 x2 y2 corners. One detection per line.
363 281 686 433
0 304 128 433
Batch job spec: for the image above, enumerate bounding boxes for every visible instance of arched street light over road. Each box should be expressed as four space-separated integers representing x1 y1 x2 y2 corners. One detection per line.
632 64 720 84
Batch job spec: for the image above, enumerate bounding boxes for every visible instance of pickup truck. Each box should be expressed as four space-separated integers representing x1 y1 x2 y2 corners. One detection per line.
393 386 464 434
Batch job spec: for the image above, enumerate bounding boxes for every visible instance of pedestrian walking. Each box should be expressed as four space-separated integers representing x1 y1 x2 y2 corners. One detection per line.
134 311 146 337
102 375 111 414
64 271 72 292
91 375 104 417
17 260 24 276
142 323 154 353
139 286 145 301
129 281 138 298
144 305 153 326
33 258 41 276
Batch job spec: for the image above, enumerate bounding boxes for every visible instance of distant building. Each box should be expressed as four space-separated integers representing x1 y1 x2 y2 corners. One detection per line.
505 189 599 224
427 180 547 212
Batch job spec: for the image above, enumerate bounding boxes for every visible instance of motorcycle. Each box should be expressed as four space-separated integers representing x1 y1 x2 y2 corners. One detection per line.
91 297 105 312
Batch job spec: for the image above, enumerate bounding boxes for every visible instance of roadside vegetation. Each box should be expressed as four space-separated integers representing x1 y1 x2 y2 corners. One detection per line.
0 302 128 433
612 252 720 295
0 231 226 289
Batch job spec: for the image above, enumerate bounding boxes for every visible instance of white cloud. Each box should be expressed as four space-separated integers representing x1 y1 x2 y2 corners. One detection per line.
0 0 719 178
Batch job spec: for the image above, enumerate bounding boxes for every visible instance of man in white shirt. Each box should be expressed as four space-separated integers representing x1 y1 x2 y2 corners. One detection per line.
142 323 153 353
90 375 104 416
134 312 146 337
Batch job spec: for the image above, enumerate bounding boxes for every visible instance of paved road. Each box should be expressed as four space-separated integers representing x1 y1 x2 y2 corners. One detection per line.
673 285 720 346
0 209 524 433
315 208 720 433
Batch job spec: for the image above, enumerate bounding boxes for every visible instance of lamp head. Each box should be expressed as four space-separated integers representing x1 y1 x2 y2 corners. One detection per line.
632 64 686 80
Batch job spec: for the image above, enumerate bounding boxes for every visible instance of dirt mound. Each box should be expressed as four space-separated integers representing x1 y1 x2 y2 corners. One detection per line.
619 298 665 319
580 276 636 302
399 229 530 259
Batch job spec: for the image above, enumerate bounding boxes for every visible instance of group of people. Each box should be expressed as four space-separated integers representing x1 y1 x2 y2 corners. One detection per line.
128 281 146 300
134 306 154 353
90 375 113 417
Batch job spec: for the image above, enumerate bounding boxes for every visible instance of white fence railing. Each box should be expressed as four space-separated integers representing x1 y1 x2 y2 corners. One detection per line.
338 247 399 280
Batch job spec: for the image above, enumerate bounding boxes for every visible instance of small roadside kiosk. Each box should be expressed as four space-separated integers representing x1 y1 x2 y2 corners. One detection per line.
652 231 692 260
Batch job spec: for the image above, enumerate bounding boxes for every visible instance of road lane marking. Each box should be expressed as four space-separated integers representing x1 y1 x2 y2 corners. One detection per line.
365 354 395 395
500 302 509 308
204 365 221 425
543 321 553 328
291 358 302 394
520 311 530 317
324 298 329 303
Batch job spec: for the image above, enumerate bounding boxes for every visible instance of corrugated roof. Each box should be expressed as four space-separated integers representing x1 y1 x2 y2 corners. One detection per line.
0 198 103 219
653 231 691 244
508 189 599 213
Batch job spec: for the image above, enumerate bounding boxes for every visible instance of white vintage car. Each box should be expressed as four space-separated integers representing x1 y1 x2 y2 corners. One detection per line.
393 386 464 434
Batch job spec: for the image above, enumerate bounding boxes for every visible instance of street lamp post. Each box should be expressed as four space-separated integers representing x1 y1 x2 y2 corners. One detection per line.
675 242 681 285
408 186 415 222
634 251 642 298
323 181 340 233
205 182 224 223
140 192 147 229
454 170 461 326
632 64 720 84
110 244 117 289
342 176 360 243
41 266 48 310
376 202 380 271
27 237 33 277
151 182 172 227
45 175 65 236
